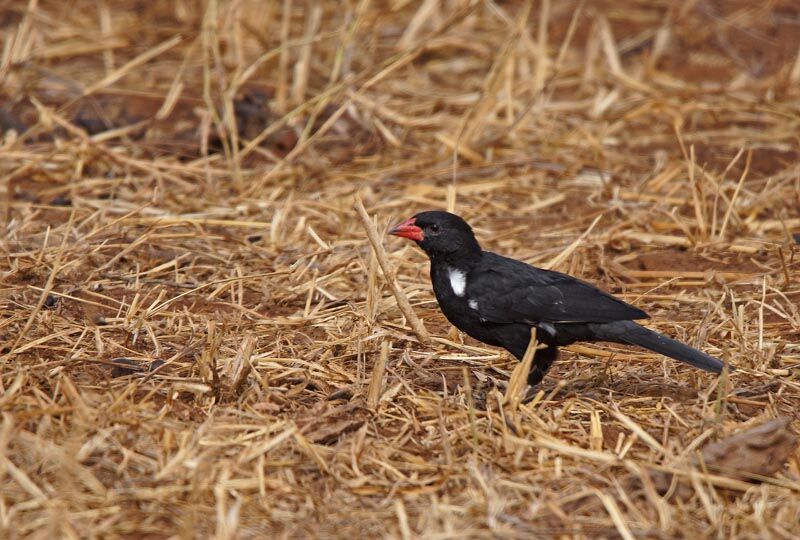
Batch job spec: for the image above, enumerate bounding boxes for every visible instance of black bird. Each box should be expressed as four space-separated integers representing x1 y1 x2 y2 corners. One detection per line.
389 211 729 387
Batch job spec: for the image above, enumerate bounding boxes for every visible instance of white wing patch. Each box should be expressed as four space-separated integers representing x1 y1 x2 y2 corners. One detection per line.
448 268 467 297
468 299 479 310
538 322 557 337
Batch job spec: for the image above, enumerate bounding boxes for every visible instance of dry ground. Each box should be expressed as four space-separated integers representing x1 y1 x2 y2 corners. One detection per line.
2 1 800 538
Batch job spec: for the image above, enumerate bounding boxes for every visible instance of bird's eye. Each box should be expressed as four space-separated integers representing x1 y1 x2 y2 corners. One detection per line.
430 224 440 233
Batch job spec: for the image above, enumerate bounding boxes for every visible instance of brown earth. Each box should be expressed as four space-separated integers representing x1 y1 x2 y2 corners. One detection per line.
2 1 800 538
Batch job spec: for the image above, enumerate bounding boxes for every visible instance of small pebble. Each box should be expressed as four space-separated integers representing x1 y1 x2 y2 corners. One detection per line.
43 294 59 309
50 195 71 206
149 360 166 372
327 388 353 401
110 358 140 377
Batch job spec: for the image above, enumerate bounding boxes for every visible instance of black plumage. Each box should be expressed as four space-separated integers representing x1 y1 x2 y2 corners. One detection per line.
389 211 729 387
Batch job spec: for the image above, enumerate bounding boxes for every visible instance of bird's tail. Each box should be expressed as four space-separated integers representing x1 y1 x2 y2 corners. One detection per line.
591 321 728 374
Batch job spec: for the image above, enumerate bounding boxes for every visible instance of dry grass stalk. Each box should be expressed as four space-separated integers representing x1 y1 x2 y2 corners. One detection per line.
1 1 799 538
354 193 429 344
504 327 537 409
367 340 389 409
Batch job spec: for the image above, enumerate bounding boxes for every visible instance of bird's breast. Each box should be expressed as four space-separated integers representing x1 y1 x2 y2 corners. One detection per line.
431 266 484 324
446 267 467 297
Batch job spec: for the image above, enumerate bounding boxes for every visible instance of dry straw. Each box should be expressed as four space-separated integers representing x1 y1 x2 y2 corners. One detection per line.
1 0 799 538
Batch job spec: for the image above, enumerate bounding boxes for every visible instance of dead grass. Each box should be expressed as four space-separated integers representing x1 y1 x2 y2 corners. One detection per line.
2 0 800 538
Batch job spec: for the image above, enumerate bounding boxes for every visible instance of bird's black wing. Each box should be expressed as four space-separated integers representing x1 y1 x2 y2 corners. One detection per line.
467 252 648 324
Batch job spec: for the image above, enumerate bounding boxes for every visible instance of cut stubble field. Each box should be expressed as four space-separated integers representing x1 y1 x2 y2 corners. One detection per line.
1 1 800 538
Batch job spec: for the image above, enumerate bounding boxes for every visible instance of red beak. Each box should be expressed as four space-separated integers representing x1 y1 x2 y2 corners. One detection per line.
388 217 424 241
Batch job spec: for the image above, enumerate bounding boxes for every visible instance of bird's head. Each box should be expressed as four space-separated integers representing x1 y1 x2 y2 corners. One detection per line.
388 210 481 262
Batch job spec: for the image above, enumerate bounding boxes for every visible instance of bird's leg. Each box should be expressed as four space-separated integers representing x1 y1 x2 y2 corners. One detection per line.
526 346 559 387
